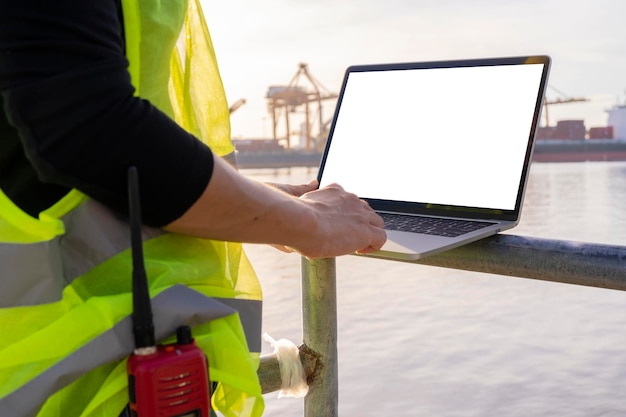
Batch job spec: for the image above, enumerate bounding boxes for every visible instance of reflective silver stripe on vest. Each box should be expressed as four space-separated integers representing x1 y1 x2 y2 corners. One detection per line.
0 198 262 340
215 297 262 352
0 239 65 306
0 199 163 307
58 198 165 288
0 285 237 417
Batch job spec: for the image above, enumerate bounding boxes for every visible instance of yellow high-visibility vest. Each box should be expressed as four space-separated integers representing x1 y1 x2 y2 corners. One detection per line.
0 1 264 416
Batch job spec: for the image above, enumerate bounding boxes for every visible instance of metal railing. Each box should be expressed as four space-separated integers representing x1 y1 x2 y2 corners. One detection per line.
256 234 626 416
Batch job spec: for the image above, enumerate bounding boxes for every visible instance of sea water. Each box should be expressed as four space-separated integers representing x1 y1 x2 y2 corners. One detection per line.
242 161 626 417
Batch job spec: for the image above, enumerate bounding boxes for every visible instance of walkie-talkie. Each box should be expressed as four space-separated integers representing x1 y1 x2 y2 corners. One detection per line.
126 166 211 417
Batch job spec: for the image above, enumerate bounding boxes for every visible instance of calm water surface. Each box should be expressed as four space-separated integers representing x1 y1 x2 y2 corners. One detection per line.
242 161 626 417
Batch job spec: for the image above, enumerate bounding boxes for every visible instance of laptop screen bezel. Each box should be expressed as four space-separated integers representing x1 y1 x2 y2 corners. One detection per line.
317 55 551 222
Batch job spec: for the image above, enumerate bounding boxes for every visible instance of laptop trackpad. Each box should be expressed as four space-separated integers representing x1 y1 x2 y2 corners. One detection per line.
378 230 453 259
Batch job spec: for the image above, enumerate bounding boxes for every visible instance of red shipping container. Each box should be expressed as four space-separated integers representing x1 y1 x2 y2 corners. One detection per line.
554 120 586 140
588 126 614 139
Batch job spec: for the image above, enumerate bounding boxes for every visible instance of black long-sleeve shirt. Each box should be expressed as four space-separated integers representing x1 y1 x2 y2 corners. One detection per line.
0 0 214 226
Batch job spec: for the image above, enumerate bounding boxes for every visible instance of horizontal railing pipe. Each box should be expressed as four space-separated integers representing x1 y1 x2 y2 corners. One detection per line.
366 234 626 291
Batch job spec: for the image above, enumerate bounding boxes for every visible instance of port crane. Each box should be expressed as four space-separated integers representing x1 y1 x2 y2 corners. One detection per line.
266 63 338 150
543 85 589 127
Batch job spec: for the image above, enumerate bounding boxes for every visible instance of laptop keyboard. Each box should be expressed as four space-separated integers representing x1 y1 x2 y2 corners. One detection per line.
378 212 494 238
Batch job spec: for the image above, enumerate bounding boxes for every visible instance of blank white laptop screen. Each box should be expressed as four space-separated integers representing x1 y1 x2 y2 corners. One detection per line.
319 63 545 211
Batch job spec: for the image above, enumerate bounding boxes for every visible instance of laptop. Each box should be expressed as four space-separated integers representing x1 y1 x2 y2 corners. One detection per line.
317 55 551 260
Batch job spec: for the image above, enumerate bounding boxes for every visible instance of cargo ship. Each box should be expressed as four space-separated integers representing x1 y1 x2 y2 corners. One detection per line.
234 103 626 168
530 104 626 162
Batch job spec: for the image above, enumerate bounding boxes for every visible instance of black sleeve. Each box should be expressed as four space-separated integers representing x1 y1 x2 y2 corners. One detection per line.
0 0 214 227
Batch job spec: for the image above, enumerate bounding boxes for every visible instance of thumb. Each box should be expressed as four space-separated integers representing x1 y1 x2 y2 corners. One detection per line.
291 179 319 196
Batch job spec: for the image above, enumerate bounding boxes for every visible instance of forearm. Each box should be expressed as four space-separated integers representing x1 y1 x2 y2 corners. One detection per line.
164 156 317 250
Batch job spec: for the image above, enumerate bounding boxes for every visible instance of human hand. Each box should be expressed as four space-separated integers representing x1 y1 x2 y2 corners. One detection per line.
288 183 387 259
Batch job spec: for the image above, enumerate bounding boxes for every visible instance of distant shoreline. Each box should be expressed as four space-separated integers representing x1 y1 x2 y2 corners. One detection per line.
234 139 626 169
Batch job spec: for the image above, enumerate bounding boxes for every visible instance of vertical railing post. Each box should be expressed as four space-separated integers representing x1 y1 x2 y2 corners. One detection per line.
301 257 338 417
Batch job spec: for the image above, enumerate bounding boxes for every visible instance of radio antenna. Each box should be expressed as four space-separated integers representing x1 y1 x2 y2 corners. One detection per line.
128 166 155 350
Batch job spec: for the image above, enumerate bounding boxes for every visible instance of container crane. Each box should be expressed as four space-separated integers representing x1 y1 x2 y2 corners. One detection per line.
266 63 338 150
542 86 589 128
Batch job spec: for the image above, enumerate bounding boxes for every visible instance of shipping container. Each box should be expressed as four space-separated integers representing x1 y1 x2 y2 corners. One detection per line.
554 119 586 140
588 126 614 139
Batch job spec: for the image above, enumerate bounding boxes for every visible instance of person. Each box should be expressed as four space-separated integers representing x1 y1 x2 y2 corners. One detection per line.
0 0 386 416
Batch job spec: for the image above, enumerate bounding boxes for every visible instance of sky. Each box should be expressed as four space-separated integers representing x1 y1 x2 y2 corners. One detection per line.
201 0 626 140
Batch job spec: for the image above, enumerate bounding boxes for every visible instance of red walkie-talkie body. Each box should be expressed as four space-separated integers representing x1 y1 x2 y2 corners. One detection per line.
127 328 211 417
126 167 212 417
